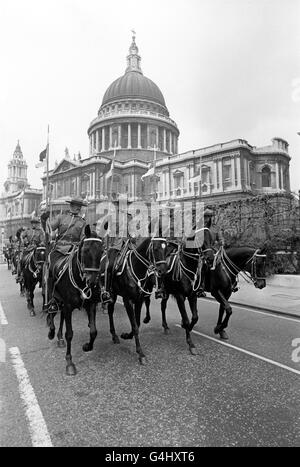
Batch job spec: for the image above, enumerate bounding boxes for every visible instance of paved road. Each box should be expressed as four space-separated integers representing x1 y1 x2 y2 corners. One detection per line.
0 264 299 447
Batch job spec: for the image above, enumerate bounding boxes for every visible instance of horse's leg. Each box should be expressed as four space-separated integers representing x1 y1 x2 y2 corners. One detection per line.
161 294 170 334
29 283 36 317
82 302 97 352
47 312 56 340
107 298 120 344
64 305 76 376
211 289 232 340
187 294 198 331
57 307 65 348
143 296 151 324
122 297 146 365
175 295 197 355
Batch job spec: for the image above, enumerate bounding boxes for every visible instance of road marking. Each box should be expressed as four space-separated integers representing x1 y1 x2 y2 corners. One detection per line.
176 326 300 376
199 298 300 323
0 301 8 325
9 347 53 447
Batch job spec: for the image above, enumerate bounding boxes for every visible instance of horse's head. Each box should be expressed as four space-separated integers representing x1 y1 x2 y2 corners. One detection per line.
146 237 168 278
245 248 267 289
34 246 46 275
79 225 105 287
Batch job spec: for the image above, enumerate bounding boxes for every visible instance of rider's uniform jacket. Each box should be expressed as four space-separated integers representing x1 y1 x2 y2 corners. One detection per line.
21 228 45 249
50 211 86 254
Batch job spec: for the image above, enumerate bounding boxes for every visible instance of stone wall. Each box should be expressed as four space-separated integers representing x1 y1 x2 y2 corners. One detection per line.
210 193 300 274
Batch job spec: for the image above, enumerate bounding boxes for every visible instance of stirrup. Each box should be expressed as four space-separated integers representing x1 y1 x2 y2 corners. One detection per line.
101 291 113 304
47 301 59 313
197 289 206 298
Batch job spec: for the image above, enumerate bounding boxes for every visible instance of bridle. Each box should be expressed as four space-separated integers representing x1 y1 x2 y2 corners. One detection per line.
125 237 167 295
220 247 266 285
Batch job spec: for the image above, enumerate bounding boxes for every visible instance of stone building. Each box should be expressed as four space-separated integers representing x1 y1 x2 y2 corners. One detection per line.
0 142 42 243
41 33 292 224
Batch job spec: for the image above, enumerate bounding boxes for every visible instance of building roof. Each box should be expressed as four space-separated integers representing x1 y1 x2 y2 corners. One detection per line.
102 70 166 107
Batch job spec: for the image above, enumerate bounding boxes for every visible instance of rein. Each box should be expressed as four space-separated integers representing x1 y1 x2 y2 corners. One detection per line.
219 247 266 285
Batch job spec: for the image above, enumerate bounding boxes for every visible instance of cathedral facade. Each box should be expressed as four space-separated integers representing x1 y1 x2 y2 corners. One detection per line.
40 34 291 222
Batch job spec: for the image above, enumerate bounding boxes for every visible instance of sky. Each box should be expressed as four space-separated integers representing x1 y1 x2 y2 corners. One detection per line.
0 0 299 192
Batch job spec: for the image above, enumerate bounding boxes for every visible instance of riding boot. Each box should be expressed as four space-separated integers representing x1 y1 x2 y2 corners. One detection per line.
197 264 207 298
46 276 58 313
102 254 116 304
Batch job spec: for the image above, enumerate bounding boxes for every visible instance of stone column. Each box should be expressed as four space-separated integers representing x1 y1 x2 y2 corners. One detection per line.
128 124 132 149
236 156 241 189
138 124 141 149
109 126 112 149
163 128 167 152
147 125 150 148
231 156 235 188
169 131 172 153
280 164 284 190
212 160 218 193
275 162 280 189
91 134 94 153
218 159 223 192
102 128 105 151
118 125 122 148
156 127 159 149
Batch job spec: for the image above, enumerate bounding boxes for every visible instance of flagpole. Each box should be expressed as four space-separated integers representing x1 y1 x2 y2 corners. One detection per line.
46 125 50 209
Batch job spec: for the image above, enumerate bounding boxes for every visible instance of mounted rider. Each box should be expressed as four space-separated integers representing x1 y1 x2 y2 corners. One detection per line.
101 209 137 304
16 218 45 283
196 207 225 296
41 196 87 312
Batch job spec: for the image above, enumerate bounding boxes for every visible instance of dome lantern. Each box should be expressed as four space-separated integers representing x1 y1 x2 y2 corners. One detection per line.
126 30 142 74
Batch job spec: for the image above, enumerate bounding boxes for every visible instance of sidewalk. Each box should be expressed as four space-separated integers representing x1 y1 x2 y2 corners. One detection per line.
204 274 300 318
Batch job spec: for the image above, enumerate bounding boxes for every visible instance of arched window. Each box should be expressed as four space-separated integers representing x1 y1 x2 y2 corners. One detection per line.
261 166 271 187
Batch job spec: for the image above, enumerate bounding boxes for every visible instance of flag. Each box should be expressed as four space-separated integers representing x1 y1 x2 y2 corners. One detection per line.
141 148 157 180
14 189 24 200
35 146 47 168
141 166 154 180
104 158 115 180
104 147 117 180
188 173 202 183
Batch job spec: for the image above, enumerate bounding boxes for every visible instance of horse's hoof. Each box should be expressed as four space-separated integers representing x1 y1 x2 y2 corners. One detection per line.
48 329 55 340
143 317 150 324
139 356 146 365
57 339 66 348
189 346 197 356
219 330 229 340
66 364 77 376
163 328 169 335
121 332 133 340
30 310 36 317
214 326 221 334
112 336 120 344
82 343 92 352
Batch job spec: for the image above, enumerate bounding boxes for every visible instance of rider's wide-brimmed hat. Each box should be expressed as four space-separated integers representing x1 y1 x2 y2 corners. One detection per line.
204 208 214 217
66 196 87 207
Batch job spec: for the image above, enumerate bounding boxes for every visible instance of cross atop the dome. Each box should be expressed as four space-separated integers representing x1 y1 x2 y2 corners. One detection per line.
131 29 136 40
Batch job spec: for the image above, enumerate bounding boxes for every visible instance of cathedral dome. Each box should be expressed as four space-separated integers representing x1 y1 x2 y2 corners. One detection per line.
102 71 166 107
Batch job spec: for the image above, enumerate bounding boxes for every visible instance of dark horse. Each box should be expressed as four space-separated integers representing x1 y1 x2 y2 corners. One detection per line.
145 245 267 341
98 236 168 365
46 225 105 375
21 246 46 316
202 246 266 339
144 227 215 355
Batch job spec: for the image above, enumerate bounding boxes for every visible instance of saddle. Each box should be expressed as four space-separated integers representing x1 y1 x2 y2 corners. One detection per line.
52 255 70 279
113 239 132 274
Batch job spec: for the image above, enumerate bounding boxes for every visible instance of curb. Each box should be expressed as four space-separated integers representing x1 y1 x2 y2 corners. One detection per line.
199 296 300 320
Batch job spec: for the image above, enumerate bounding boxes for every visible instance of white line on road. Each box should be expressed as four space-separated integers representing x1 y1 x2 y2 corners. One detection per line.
176 326 300 376
0 301 8 325
198 298 300 323
9 347 53 447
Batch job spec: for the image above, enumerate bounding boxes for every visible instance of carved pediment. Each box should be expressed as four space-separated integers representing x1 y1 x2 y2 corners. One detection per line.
52 158 78 175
